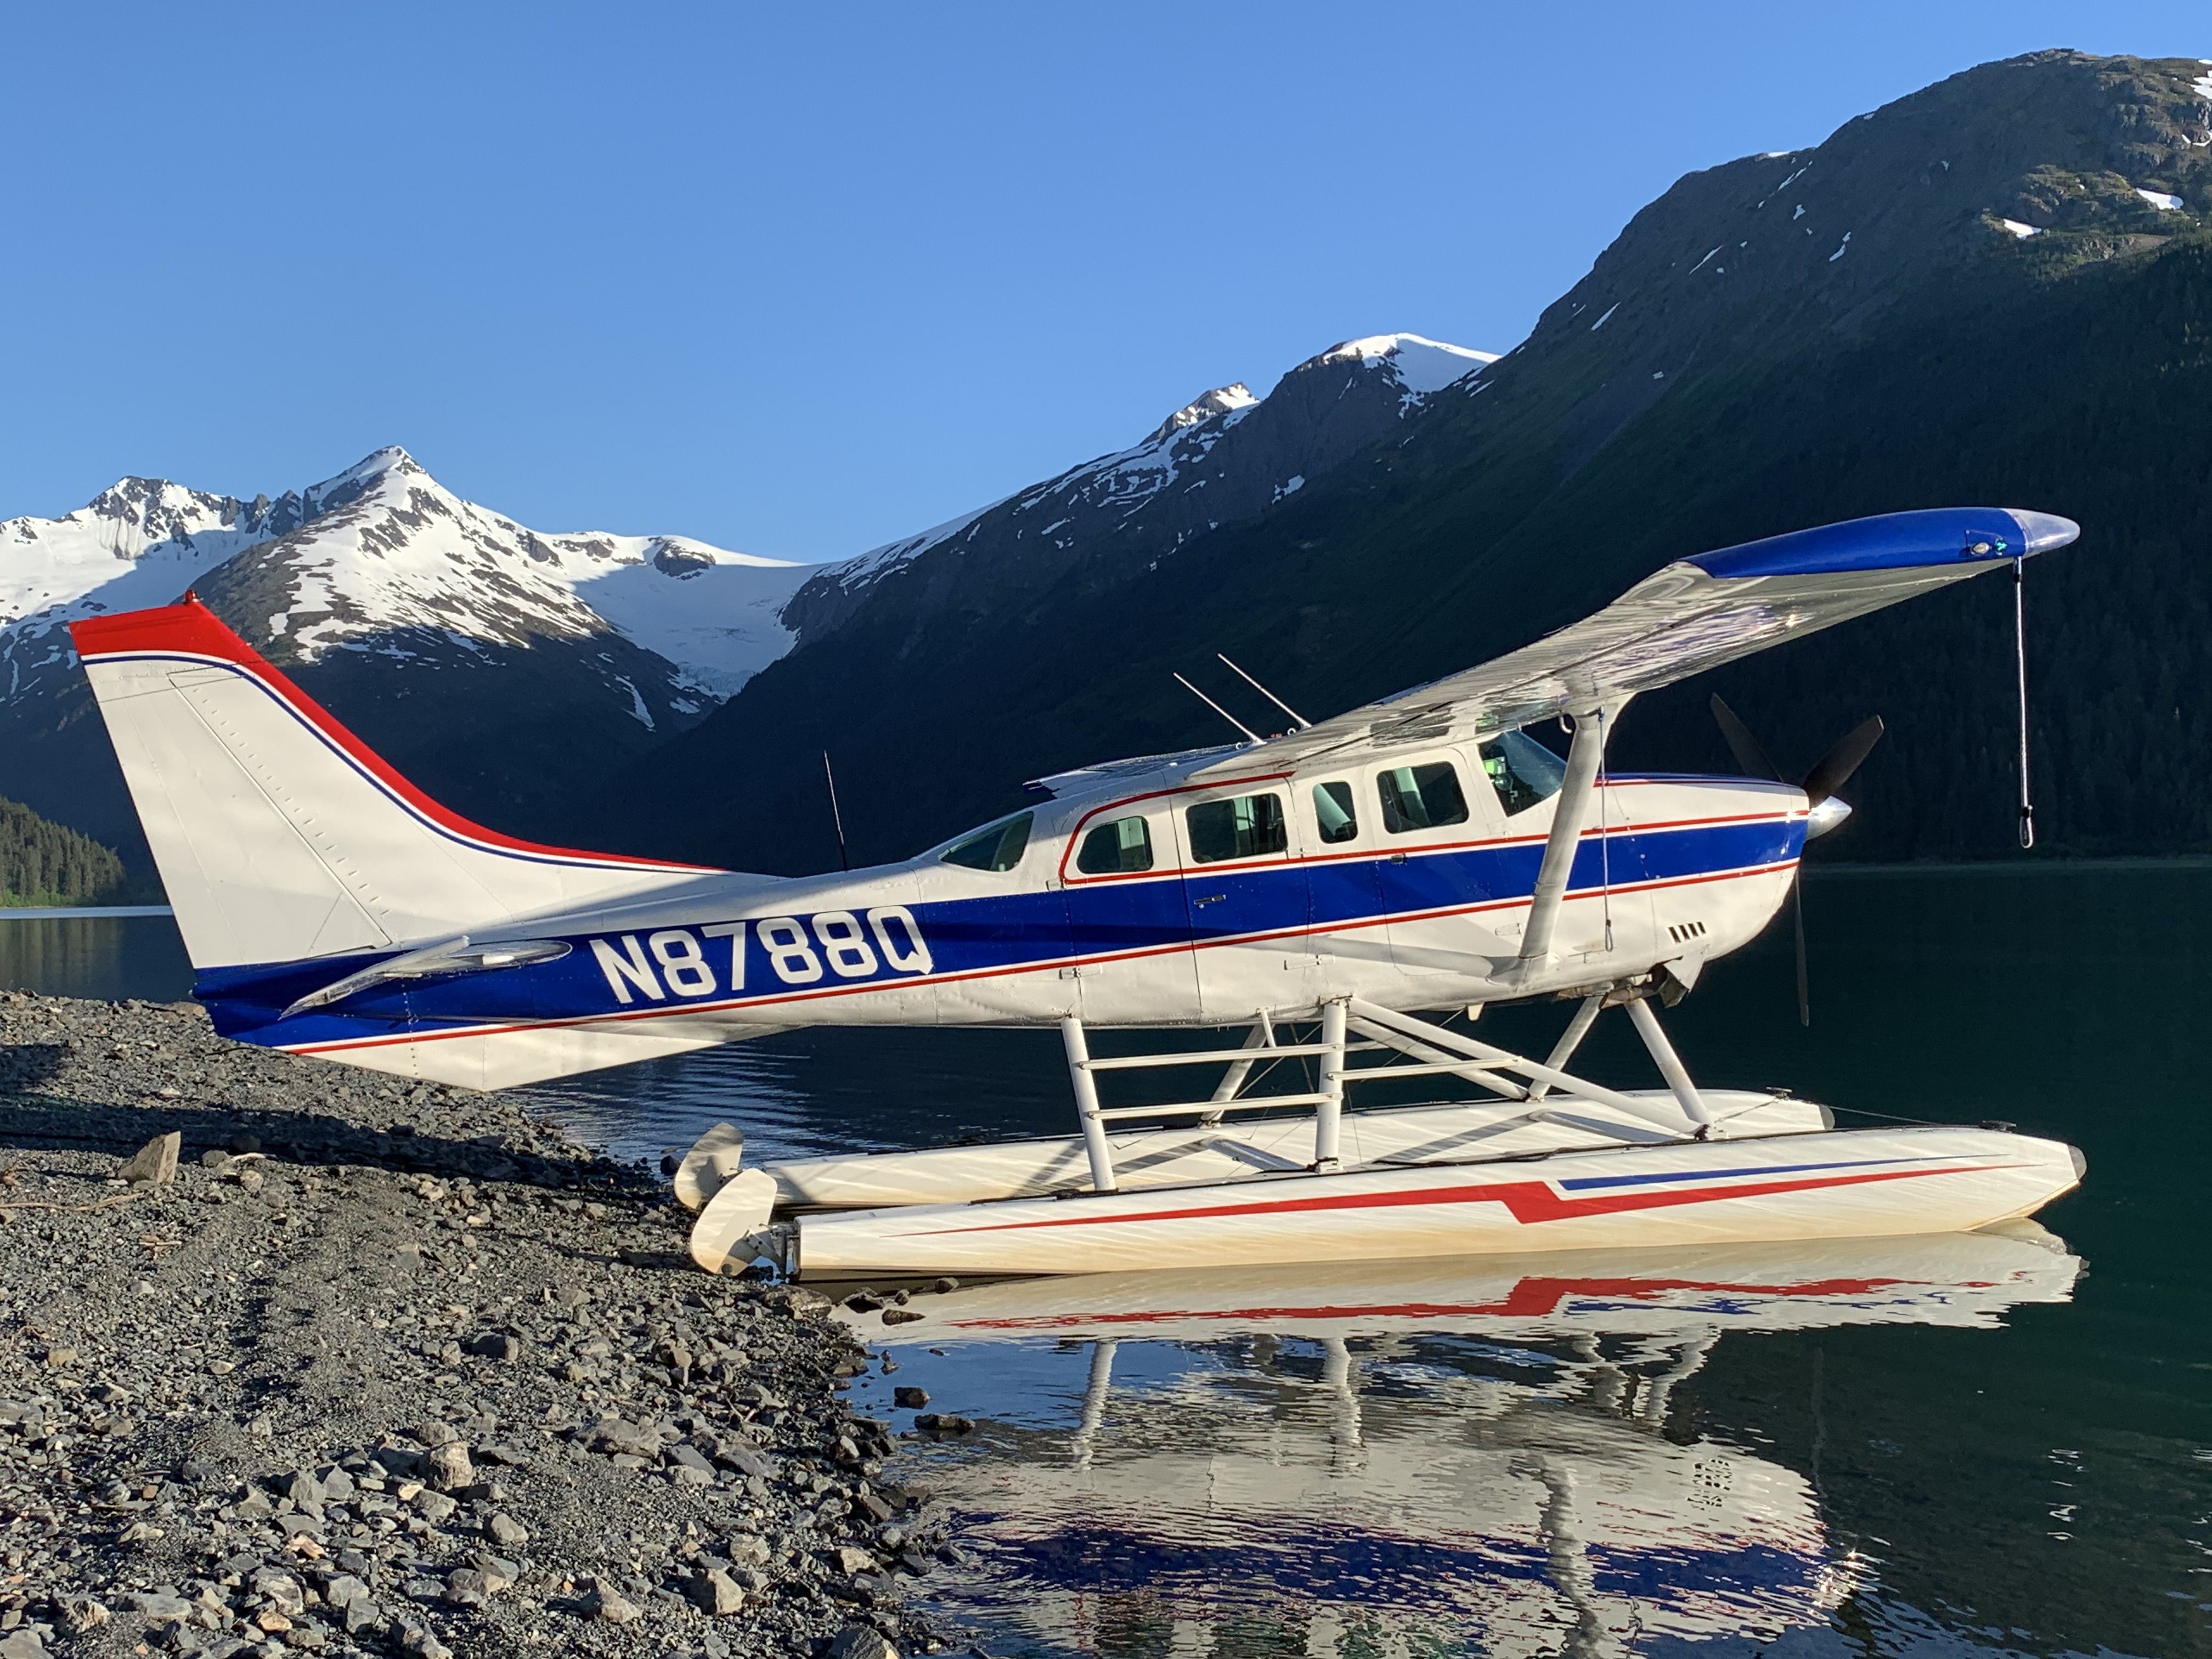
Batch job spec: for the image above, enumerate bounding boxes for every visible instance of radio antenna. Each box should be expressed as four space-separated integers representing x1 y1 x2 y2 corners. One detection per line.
1217 653 1311 730
1173 673 1261 744
821 750 850 871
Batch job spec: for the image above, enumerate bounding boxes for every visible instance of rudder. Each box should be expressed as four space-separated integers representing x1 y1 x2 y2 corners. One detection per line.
70 597 720 970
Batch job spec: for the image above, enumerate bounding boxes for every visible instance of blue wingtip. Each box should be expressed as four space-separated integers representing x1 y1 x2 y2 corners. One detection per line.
1686 507 2080 580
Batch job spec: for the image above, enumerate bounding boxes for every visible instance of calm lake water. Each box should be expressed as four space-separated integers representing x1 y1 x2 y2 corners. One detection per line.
7 867 2209 1657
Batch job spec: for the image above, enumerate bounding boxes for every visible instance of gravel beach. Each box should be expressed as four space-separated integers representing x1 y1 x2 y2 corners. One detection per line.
0 991 956 1659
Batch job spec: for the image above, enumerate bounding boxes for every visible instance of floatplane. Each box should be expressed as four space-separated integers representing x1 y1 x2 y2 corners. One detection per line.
70 506 2086 1280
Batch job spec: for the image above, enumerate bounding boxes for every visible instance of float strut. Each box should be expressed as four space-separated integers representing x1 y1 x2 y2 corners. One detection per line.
1529 994 1606 1102
1623 996 1712 1133
1060 1017 1120 1192
1314 999 1348 1167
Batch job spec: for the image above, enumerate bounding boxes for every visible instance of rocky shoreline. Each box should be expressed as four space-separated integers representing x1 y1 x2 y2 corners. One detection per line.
0 992 960 1659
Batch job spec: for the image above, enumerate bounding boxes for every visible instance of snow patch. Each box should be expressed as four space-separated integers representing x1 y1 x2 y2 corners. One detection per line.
1274 476 1305 501
1997 218 2041 239
1589 303 1619 332
1689 246 1723 273
1146 383 1259 445
1314 334 1499 395
2136 187 2185 211
1828 233 1852 262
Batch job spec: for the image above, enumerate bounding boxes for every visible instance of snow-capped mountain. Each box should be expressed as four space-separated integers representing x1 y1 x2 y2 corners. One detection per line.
0 449 815 861
784 332 1496 642
0 447 811 710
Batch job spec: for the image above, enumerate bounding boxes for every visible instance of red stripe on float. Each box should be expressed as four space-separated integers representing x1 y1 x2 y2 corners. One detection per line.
921 1163 2006 1236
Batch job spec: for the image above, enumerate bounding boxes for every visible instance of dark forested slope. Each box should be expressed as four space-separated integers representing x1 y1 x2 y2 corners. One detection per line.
0 795 126 906
601 50 2212 873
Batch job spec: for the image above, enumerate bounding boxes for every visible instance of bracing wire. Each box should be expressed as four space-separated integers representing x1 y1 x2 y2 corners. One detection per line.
2013 557 2035 849
1597 706 1615 950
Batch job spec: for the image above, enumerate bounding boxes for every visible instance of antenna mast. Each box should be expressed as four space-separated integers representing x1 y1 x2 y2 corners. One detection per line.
1216 653 1311 730
1172 674 1261 743
822 751 850 871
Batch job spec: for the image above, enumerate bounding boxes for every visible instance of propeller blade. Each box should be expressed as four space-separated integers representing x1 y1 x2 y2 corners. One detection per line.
1709 694 1781 782
1803 715 1886 806
1792 871 1810 1028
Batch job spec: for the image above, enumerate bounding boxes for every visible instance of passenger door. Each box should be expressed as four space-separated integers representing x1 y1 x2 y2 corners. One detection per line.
1370 751 1505 979
1058 802 1199 1023
1175 782 1311 1019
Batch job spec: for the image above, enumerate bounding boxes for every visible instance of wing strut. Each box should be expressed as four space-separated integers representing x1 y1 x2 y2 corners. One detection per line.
1519 706 1613 964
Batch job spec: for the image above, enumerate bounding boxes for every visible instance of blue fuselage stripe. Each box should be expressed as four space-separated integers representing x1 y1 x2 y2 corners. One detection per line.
197 812 1803 1048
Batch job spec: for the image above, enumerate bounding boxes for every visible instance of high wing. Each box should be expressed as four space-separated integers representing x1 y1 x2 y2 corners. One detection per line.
1197 507 2080 773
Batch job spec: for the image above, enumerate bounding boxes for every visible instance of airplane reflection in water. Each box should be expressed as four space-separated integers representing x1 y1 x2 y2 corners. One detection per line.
838 1225 2080 1657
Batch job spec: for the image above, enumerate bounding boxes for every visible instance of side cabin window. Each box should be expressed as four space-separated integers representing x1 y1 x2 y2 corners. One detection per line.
1076 814 1154 874
1480 730 1568 817
1187 793 1288 864
1311 781 1358 844
1376 761 1469 834
940 812 1032 872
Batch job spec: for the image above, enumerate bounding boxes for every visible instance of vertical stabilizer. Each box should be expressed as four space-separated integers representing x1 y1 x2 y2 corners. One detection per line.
70 598 723 970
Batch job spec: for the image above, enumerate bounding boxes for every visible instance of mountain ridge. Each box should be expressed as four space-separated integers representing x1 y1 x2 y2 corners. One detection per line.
0 448 815 861
599 48 2212 874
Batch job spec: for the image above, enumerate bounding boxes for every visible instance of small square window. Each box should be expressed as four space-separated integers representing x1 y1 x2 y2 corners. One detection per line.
1376 762 1469 834
1076 815 1154 874
1187 794 1288 864
1312 781 1358 843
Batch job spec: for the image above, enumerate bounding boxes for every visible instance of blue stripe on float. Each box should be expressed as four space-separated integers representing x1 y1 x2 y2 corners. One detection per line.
1557 1155 1927 1190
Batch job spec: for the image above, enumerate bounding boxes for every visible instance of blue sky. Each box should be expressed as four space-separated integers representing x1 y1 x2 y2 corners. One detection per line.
2 4 2204 562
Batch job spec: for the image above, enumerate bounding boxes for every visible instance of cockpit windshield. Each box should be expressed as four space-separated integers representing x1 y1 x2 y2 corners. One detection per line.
1479 729 1568 816
938 812 1033 872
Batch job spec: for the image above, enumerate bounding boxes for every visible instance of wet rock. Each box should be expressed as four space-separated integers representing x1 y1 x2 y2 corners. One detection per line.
425 1440 474 1490
713 1440 776 1480
584 1417 659 1460
687 1566 745 1616
461 1330 520 1362
410 1488 458 1523
485 1512 529 1548
665 1442 717 1482
584 1576 641 1624
250 1566 305 1616
881 1308 925 1326
116 1130 180 1184
854 1488 895 1522
123 1590 194 1617
913 1413 975 1435
827 1626 901 1659
892 1386 929 1409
